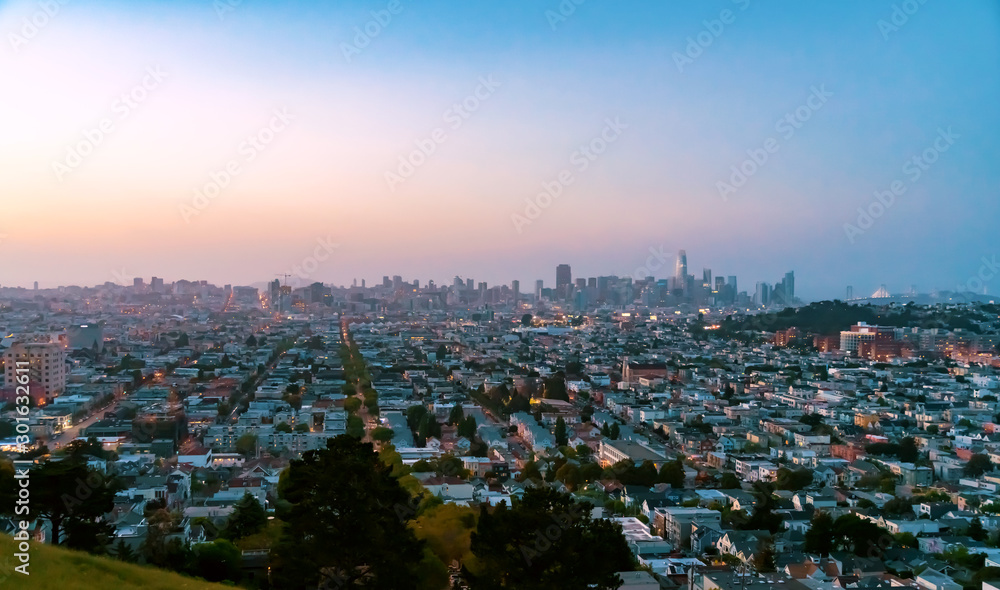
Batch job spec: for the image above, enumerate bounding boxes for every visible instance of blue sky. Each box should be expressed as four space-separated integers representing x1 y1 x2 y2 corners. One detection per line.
1 0 997 300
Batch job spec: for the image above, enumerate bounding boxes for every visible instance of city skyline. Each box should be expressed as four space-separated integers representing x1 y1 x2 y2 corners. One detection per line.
1 1 998 300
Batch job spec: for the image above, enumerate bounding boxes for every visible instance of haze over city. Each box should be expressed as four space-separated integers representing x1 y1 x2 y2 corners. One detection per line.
2 0 999 300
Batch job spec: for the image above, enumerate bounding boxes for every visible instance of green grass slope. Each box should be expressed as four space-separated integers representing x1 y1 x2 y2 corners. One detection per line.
0 535 233 590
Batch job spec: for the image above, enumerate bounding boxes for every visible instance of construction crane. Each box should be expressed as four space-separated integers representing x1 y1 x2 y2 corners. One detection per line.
277 273 291 287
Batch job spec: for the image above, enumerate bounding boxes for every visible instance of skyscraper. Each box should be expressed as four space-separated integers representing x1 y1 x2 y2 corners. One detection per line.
702 268 712 288
535 279 544 300
675 250 688 283
784 271 795 302
556 264 572 290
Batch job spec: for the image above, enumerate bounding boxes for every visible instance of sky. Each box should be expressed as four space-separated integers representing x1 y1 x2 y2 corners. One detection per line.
0 0 997 301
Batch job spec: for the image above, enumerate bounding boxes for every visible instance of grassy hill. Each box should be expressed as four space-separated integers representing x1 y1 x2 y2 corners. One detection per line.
0 535 232 590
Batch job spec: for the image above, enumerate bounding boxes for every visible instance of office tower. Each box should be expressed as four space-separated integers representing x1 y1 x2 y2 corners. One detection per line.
383 276 391 288
133 277 144 288
466 278 474 291
4 342 67 396
33 281 38 290
784 271 795 302
847 285 853 300
675 250 688 282
361 279 366 288
715 277 725 292
727 276 737 297
576 278 587 289
310 282 326 303
511 280 519 304
269 279 280 304
755 282 771 306
392 275 403 289
556 264 572 290
478 282 487 293
412 279 419 289
151 276 164 291
703 269 712 288
597 276 609 300
535 279 544 299
588 277 597 289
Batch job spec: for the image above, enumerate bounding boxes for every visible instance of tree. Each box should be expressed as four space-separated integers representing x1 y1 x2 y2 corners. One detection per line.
745 483 783 534
542 375 569 401
448 404 465 426
968 517 988 541
271 436 428 588
466 488 634 590
926 424 940 435
371 427 395 443
436 344 448 361
346 415 365 439
753 538 777 572
418 413 442 442
521 313 533 326
458 415 478 440
245 334 257 346
776 467 814 491
343 397 362 413
223 493 267 541
657 458 685 489
804 512 835 556
832 514 890 557
111 539 138 563
190 539 242 583
899 437 919 463
965 453 992 477
5 458 121 549
407 405 429 432
176 332 189 347
236 433 258 458
608 423 620 440
554 417 568 447
555 463 582 490
295 422 310 433
720 472 741 490
275 422 293 433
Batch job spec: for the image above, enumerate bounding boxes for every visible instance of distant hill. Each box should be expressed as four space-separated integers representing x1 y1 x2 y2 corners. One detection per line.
0 535 231 590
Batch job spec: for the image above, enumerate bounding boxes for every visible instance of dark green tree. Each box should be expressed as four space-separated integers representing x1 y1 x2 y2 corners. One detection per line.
542 375 569 401
554 417 568 447
753 538 777 572
448 404 465 426
804 511 835 556
189 539 243 583
521 314 533 326
466 488 634 590
965 454 993 477
458 415 478 440
223 492 267 541
10 458 122 549
657 458 685 489
720 472 741 490
271 436 428 589
968 517 988 541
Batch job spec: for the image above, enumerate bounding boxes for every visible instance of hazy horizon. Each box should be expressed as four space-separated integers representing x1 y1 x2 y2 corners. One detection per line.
2 0 998 301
